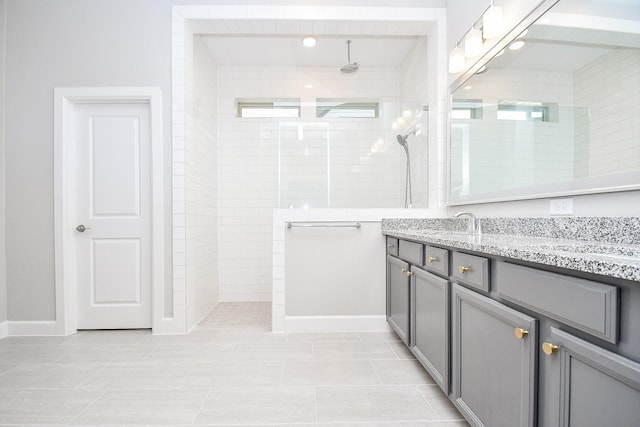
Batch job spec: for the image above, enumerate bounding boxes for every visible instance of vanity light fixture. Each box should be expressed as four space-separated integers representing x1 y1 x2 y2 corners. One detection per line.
482 1 504 39
302 36 317 47
449 44 466 73
464 25 483 57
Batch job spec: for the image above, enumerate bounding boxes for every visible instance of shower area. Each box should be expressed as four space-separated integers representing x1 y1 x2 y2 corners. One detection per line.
176 7 440 331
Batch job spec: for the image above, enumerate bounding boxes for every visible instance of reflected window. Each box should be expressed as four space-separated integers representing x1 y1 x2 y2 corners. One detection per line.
452 99 483 119
497 101 556 122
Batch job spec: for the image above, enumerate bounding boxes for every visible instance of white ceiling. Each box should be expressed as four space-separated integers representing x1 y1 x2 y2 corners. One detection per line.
200 36 420 67
192 18 431 68
488 22 640 73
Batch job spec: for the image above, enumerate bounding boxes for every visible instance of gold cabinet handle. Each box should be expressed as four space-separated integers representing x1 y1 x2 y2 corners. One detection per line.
428 256 439 264
542 342 559 355
387 244 396 249
458 265 470 274
514 327 529 339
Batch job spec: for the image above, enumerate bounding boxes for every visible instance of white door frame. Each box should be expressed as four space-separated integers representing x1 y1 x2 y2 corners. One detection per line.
54 87 165 335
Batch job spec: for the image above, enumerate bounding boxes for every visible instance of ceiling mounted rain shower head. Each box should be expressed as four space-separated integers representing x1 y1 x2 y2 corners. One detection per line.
340 40 360 74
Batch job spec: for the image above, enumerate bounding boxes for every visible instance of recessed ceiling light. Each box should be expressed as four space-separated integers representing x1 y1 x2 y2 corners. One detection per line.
302 36 317 48
509 40 525 50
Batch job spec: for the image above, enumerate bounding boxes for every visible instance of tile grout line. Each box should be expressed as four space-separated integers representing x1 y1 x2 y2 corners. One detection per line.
66 389 107 425
188 387 212 426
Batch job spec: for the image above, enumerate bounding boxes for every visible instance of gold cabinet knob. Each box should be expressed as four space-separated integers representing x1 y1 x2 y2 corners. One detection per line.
401 268 408 273
428 256 439 264
406 270 413 277
458 265 470 274
542 342 559 355
387 244 396 249
514 327 529 339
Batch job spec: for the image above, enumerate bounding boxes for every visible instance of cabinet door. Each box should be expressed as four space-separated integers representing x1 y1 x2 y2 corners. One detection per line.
412 267 450 393
544 327 640 427
387 255 410 345
452 284 537 427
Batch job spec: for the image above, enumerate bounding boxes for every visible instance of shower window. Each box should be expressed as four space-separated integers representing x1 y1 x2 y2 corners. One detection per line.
236 99 301 118
316 99 379 118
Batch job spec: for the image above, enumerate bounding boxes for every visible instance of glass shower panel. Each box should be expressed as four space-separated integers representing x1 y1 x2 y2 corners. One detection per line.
277 122 330 209
274 102 424 209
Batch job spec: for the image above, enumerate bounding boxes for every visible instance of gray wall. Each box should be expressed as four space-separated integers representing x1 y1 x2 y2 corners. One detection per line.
5 0 173 320
0 0 7 324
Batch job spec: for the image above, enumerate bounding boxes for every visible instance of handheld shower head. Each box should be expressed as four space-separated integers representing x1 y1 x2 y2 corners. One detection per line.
396 134 409 150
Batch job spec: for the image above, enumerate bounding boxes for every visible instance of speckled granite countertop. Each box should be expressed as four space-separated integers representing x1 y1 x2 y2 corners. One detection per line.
382 217 640 282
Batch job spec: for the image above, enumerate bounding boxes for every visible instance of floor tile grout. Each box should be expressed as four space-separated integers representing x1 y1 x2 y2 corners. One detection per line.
0 302 467 426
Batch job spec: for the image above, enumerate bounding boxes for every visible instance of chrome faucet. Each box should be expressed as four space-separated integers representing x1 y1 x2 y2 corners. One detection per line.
454 211 482 235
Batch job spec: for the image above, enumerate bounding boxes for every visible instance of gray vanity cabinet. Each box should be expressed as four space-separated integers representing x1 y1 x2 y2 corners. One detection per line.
540 327 640 427
411 267 450 393
387 254 411 345
452 284 537 427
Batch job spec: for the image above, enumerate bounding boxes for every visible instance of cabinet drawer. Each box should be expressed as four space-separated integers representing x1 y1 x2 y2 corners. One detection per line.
423 246 449 277
496 262 619 343
386 237 399 256
452 252 489 292
398 240 423 265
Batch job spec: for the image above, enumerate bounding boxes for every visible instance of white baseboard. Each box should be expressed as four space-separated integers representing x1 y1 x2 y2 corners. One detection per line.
284 315 391 333
152 317 187 335
8 320 58 336
0 321 7 339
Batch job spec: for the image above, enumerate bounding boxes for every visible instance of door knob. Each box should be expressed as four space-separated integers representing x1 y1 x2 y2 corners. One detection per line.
75 224 91 233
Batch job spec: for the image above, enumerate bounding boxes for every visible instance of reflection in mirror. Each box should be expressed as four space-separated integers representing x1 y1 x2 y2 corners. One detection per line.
449 0 640 204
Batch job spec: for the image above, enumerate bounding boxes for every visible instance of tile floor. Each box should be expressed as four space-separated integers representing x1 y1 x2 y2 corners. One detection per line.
0 302 469 426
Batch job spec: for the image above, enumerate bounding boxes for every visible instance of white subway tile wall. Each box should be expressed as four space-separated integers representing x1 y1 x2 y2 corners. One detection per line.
184 37 220 329
450 69 575 197
574 48 640 177
216 65 417 302
175 6 441 307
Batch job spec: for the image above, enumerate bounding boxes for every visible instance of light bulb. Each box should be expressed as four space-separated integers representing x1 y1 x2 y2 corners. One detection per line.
464 26 483 58
482 4 503 39
302 36 317 48
448 46 466 73
509 40 525 50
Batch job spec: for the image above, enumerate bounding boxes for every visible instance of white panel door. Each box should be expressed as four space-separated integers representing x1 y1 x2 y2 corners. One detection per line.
74 102 152 329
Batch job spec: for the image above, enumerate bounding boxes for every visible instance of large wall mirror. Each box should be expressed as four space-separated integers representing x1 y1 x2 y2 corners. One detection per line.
448 0 640 205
